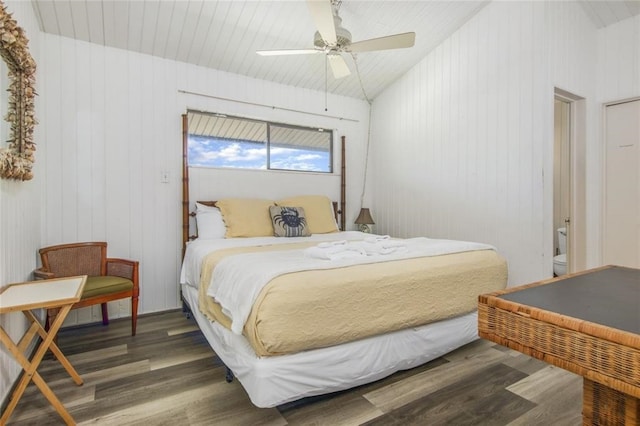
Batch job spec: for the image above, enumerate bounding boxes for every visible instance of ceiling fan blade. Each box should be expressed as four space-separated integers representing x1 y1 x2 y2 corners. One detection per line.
349 32 416 53
257 49 320 56
328 54 351 79
307 0 337 45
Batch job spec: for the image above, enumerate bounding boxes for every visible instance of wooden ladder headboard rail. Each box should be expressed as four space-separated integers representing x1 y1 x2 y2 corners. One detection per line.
340 135 346 232
181 114 347 259
181 114 190 259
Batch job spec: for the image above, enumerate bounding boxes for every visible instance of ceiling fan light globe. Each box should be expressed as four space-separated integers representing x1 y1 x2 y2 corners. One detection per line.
313 19 352 50
333 15 352 47
335 26 352 48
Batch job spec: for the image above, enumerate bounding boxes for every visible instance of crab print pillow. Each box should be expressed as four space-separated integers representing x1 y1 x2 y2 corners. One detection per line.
269 206 311 237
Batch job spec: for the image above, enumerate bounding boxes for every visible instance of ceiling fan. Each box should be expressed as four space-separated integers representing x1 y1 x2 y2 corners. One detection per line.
256 0 416 79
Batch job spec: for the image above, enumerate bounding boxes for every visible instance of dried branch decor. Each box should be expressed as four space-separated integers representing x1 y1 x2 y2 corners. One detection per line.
0 0 36 181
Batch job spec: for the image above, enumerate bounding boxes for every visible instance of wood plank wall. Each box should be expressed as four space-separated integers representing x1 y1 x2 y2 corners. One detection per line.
368 1 607 287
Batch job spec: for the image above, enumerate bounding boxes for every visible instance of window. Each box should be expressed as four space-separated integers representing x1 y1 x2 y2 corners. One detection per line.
187 111 332 173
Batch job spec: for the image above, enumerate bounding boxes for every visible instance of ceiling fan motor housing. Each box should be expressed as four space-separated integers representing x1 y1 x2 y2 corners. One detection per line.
314 15 352 50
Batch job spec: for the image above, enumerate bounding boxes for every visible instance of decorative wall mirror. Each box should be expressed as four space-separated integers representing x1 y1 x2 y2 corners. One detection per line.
0 1 36 181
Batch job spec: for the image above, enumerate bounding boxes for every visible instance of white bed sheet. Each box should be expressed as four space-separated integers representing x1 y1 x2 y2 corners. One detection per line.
180 231 372 289
181 283 479 408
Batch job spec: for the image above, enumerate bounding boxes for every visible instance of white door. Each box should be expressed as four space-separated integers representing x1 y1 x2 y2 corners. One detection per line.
603 99 640 268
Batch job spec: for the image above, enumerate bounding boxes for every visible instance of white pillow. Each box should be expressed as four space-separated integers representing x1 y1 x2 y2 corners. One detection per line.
195 203 226 239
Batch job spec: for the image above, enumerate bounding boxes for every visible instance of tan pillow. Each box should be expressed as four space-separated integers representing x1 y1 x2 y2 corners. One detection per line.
276 195 339 234
216 198 275 238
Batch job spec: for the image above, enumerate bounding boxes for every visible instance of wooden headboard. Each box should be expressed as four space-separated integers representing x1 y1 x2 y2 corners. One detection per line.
181 114 347 258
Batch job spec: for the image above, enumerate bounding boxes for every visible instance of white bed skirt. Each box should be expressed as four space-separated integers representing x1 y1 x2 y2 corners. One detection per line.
181 283 479 408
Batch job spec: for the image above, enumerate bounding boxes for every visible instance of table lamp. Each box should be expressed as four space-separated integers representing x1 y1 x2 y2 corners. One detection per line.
355 208 375 233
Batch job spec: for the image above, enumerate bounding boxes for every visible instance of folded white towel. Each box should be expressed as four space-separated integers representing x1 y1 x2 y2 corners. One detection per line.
305 237 409 260
352 241 408 256
368 245 408 256
364 235 390 243
380 240 407 248
355 236 407 256
317 240 347 248
304 245 366 260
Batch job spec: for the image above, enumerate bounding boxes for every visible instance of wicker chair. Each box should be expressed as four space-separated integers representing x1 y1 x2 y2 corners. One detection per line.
34 242 140 336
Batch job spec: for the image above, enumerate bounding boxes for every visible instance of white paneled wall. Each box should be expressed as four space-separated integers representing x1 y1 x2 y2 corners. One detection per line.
369 1 600 287
38 34 370 326
597 14 640 102
0 0 42 407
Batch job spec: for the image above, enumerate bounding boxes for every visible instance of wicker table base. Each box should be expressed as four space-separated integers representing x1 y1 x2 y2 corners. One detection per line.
583 379 639 425
478 266 640 426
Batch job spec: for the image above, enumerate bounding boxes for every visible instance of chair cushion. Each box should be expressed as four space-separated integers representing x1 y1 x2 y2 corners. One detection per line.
82 276 134 299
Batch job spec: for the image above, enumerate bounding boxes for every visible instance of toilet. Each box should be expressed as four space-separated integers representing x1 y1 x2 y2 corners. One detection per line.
553 227 567 276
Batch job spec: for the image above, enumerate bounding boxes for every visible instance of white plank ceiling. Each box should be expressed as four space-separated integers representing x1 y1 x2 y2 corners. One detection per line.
30 0 640 101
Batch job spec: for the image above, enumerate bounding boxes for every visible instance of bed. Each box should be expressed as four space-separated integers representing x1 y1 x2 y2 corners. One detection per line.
179 129 508 407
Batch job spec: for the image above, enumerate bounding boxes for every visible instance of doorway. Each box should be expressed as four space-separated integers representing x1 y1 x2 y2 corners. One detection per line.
552 88 587 275
553 98 571 275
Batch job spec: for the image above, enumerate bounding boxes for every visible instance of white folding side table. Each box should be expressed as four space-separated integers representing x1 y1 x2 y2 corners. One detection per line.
0 275 87 425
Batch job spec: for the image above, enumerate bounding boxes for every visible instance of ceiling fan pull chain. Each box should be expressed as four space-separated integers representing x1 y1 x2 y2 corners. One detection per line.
351 52 371 104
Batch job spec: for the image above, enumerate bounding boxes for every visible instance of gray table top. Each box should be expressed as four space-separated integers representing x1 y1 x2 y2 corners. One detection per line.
499 266 640 335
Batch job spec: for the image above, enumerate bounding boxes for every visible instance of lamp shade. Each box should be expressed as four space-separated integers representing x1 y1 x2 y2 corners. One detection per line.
355 208 375 225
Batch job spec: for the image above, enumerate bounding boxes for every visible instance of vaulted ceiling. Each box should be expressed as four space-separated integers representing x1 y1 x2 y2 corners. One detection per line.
31 1 640 101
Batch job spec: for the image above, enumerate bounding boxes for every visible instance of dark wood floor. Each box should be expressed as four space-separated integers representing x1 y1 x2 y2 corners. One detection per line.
5 310 583 425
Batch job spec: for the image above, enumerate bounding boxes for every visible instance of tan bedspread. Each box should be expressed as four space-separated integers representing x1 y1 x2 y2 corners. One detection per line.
198 242 507 356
